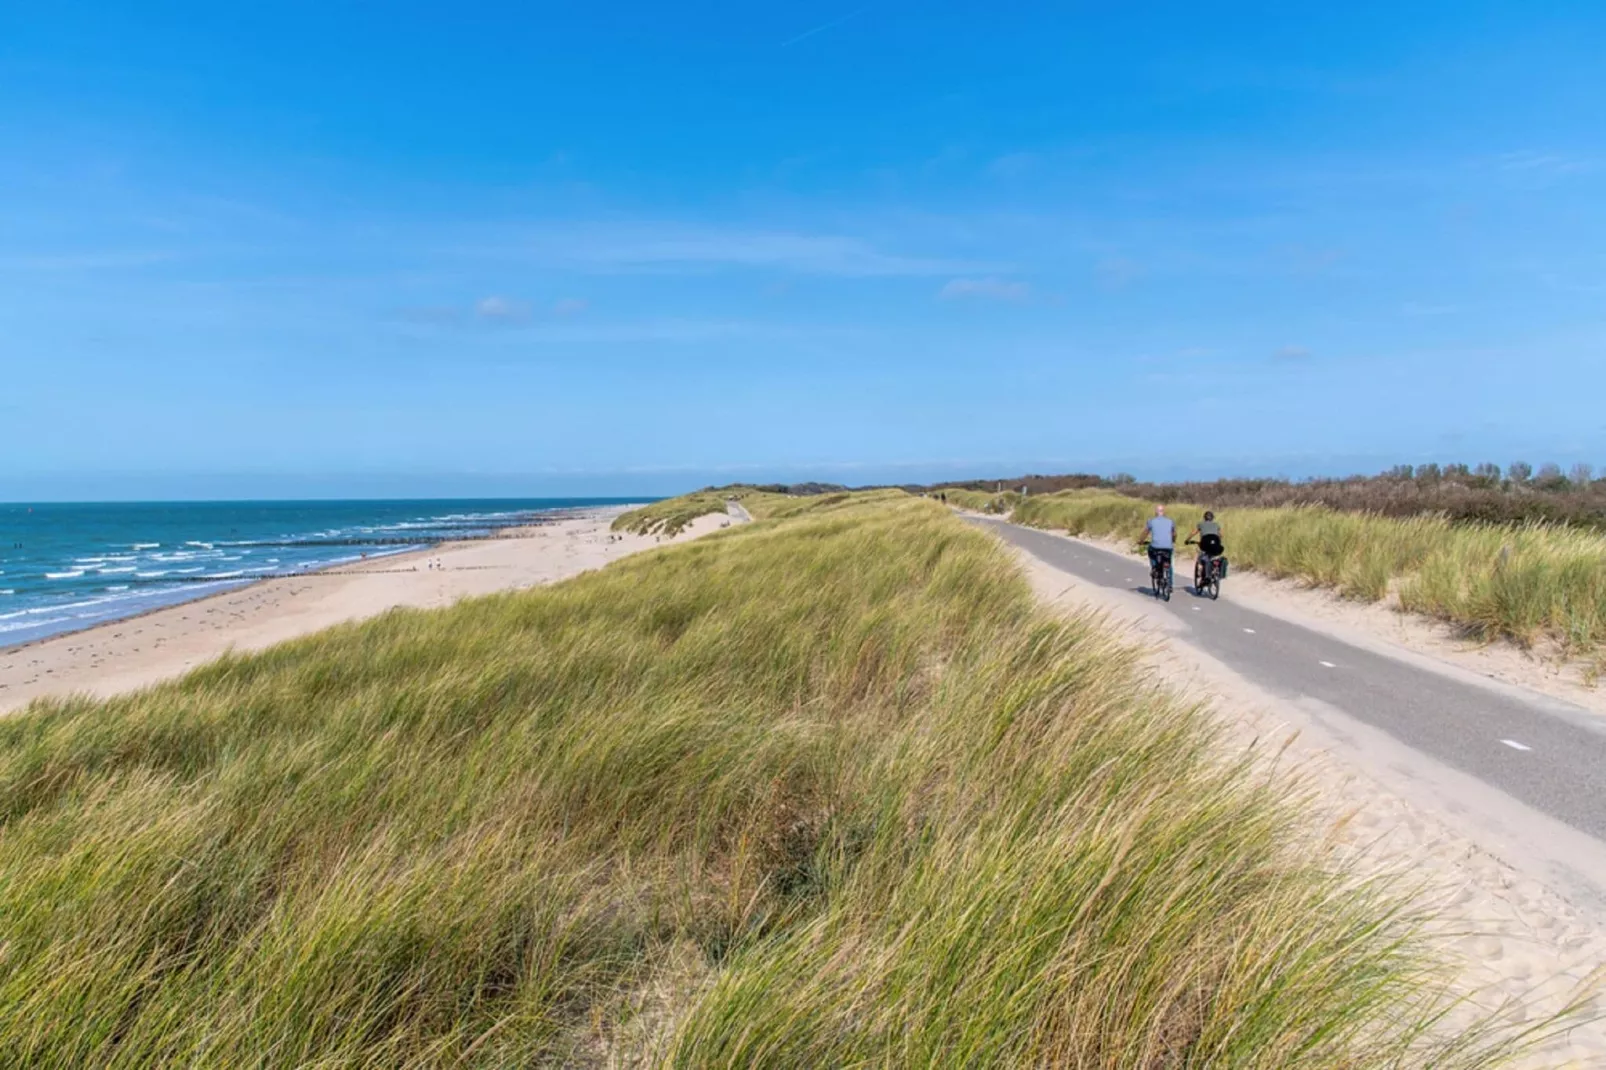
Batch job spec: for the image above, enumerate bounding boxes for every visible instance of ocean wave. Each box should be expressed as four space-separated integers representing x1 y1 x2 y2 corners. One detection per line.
0 590 13 596
135 570 169 578
1 593 138 620
46 570 86 580
0 615 71 635
131 542 160 550
105 585 129 591
97 566 138 574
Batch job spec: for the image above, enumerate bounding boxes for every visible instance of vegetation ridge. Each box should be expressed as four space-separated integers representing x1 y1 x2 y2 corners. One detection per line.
0 491 1555 1065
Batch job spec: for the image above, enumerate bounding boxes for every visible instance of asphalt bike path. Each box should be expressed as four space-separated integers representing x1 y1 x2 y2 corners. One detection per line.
970 516 1606 850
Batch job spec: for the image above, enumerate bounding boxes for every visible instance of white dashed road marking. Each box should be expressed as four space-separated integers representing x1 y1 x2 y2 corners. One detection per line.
1500 739 1533 752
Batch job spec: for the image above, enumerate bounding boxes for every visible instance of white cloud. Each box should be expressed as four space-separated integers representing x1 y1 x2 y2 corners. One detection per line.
552 297 588 316
781 6 867 48
0 250 176 272
463 319 872 345
1495 150 1592 176
939 277 1031 302
1273 345 1312 361
471 223 1004 278
475 295 531 321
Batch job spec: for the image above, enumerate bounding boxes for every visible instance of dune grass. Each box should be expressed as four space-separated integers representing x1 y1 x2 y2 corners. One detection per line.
611 491 734 536
0 492 1555 1065
940 488 1022 514
1014 490 1606 660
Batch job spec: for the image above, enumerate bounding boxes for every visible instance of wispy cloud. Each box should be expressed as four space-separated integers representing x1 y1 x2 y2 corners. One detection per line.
986 152 1038 179
1401 301 1457 316
552 297 588 316
395 305 464 326
1272 345 1312 361
1095 256 1141 289
475 295 531 322
398 318 871 345
939 277 1031 302
781 6 868 48
0 250 176 272
492 223 1000 277
1280 244 1345 274
1495 150 1593 176
395 297 536 326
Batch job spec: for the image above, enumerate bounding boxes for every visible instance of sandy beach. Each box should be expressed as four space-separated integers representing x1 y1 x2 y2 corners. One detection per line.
0 507 735 716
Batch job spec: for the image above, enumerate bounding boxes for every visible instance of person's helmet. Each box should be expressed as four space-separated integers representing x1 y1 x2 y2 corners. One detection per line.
1204 511 1215 521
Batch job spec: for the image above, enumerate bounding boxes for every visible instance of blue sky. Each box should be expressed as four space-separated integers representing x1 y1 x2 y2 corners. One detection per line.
3 1 1604 499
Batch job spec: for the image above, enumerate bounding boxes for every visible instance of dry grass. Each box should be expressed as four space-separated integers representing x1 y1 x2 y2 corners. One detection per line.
612 491 734 536
0 491 1566 1066
1013 491 1606 662
940 488 1022 514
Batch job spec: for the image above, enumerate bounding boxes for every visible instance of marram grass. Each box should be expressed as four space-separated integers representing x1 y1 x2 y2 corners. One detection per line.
612 492 734 536
0 492 1559 1066
1014 490 1606 661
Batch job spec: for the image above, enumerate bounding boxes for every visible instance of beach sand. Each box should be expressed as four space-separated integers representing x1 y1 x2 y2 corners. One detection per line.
0 508 736 716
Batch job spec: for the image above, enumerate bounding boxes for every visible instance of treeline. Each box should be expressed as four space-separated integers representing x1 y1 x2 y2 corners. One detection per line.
924 473 1108 496
1121 463 1606 528
925 463 1606 529
706 481 850 496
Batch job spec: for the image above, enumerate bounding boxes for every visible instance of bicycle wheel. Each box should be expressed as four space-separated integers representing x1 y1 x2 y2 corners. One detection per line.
1161 560 1173 601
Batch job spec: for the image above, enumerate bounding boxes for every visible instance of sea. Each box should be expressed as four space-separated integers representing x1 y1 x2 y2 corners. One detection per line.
0 499 642 648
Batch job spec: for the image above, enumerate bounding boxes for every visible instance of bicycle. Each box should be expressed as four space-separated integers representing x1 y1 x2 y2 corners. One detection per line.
1185 538 1223 600
1147 547 1173 601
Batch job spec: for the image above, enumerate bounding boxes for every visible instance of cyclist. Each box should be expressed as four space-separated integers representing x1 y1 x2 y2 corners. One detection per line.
1136 505 1175 591
1185 511 1225 589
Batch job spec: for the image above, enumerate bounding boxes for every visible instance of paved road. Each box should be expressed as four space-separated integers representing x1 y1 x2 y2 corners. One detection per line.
971 517 1606 844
